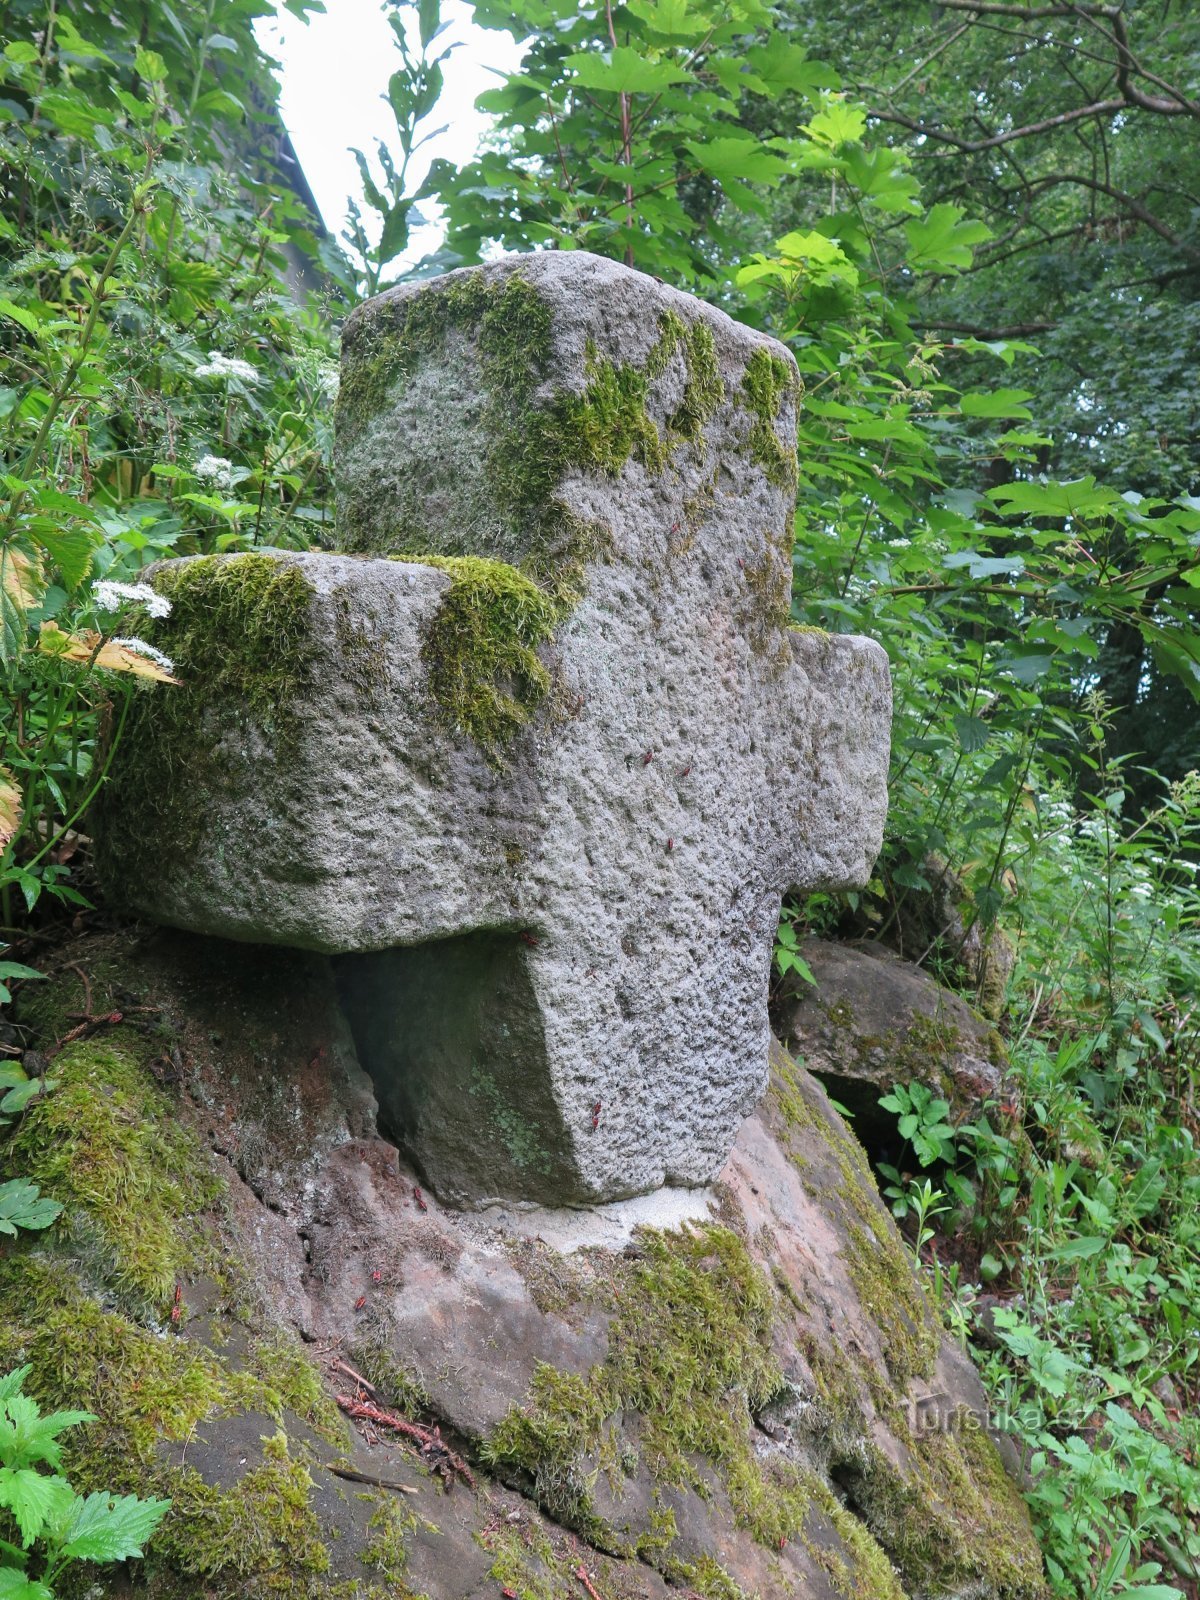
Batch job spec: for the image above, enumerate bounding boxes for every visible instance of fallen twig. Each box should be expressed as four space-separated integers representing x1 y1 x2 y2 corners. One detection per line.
329 1355 377 1395
336 1393 475 1490
325 1463 418 1495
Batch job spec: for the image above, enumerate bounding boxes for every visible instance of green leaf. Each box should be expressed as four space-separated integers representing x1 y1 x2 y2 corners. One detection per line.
1047 1234 1107 1261
805 99 866 147
959 389 1034 420
0 1467 73 1546
0 1180 61 1237
3 43 39 65
685 137 791 188
57 1492 172 1564
26 525 97 592
745 36 838 93
986 475 1119 519
0 1392 94 1472
133 47 166 82
951 714 990 752
0 1568 52 1600
942 551 1025 579
0 963 43 983
904 204 992 272
566 48 690 94
627 0 709 37
0 301 38 337
0 1375 30 1407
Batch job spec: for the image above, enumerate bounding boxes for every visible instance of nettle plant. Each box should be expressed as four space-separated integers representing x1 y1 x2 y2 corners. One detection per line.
0 1365 169 1599
0 0 338 932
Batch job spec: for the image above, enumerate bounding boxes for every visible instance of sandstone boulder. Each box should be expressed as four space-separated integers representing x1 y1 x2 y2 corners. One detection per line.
95 253 890 1206
775 939 1011 1157
4 931 1046 1600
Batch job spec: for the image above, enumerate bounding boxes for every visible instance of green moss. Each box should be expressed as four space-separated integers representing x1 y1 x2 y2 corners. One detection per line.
484 1225 854 1570
345 1332 431 1420
838 1430 1046 1599
803 1474 908 1600
0 993 356 1599
360 1495 421 1595
332 585 390 700
741 347 798 491
663 1553 752 1600
7 1038 223 1310
479 1514 578 1600
412 555 565 752
96 552 316 876
769 1053 939 1394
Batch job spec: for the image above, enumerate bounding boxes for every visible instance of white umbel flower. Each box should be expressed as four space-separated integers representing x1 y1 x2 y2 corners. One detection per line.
194 353 258 383
110 637 177 674
194 454 234 488
92 580 172 619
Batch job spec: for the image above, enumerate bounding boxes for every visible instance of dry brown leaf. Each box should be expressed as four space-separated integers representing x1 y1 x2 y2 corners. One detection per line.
0 766 22 852
38 622 181 684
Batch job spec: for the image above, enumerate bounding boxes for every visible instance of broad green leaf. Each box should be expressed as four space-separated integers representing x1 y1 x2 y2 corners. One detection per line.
960 389 1034 421
566 48 690 95
0 301 38 337
942 551 1026 579
842 146 921 212
745 36 838 93
1047 1235 1107 1261
627 0 709 37
951 714 990 752
987 476 1119 519
805 99 866 147
0 1568 52 1600
904 203 992 272
58 1492 172 1564
0 1180 61 1236
26 525 97 592
685 137 791 188
134 47 166 82
0 1467 73 1545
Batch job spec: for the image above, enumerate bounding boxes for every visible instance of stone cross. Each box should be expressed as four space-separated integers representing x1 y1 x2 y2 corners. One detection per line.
98 252 890 1206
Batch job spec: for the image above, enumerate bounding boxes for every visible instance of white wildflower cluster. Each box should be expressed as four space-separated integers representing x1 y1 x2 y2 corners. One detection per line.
194 352 258 384
111 637 176 674
194 454 234 489
92 580 172 619
318 360 340 402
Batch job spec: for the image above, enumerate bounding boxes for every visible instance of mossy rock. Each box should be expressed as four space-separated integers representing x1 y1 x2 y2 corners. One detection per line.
774 938 1018 1162
3 932 1045 1599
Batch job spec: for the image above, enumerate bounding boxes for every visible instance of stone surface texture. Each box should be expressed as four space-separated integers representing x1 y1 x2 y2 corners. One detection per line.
8 933 1047 1600
97 251 891 1206
775 939 1011 1154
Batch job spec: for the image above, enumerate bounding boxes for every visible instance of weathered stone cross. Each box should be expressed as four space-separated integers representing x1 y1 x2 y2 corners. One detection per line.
99 252 890 1206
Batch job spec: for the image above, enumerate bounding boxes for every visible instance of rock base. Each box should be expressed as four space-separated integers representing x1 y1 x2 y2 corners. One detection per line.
4 928 1046 1600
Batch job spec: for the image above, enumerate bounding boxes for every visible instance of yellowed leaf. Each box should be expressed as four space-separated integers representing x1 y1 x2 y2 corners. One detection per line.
0 765 22 852
38 623 180 684
1 544 45 611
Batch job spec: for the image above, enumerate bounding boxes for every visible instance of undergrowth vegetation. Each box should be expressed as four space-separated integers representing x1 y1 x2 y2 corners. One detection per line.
1 0 1198 1595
